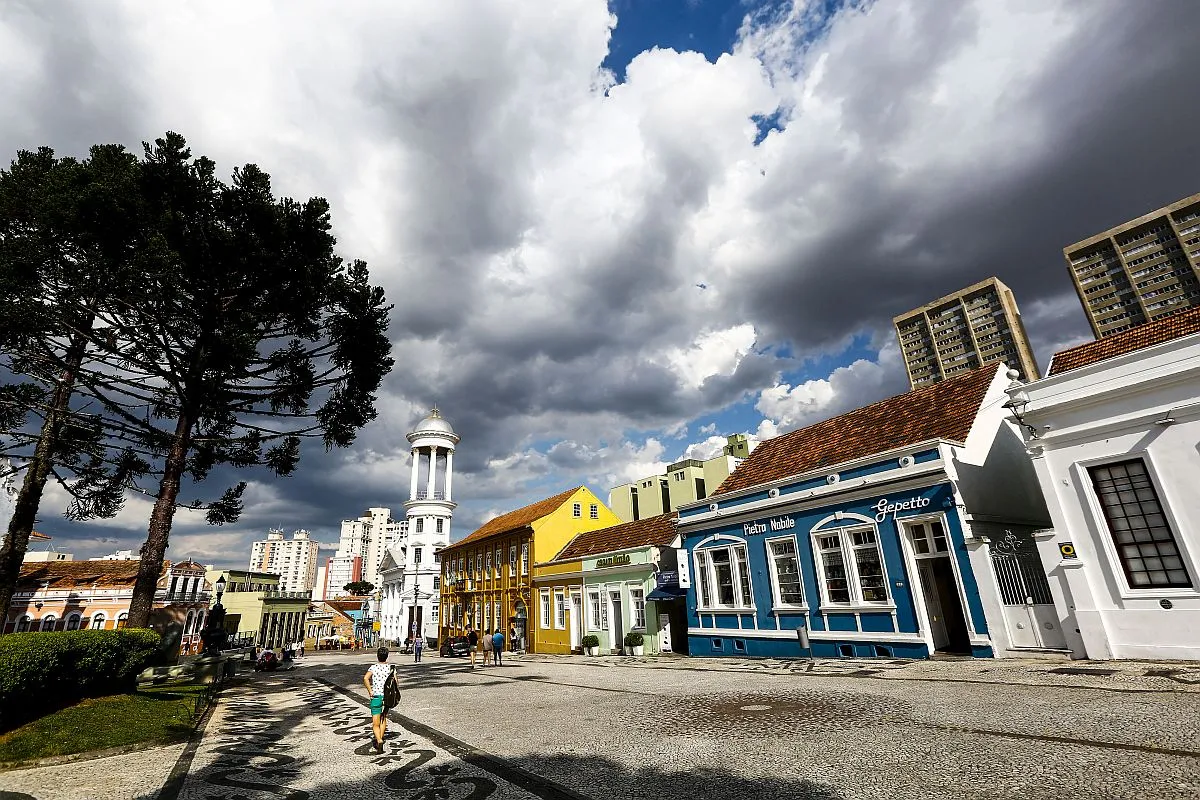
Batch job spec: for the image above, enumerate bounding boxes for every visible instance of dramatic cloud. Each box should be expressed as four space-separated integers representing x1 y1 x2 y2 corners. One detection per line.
2 0 1198 565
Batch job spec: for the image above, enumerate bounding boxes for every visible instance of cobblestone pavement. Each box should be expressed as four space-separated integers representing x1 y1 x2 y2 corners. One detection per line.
0 740 186 800
3 652 1199 799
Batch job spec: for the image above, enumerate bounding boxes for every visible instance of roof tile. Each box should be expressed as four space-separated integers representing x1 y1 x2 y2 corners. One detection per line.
17 560 148 589
1048 306 1200 375
714 365 999 497
445 487 582 551
550 513 678 562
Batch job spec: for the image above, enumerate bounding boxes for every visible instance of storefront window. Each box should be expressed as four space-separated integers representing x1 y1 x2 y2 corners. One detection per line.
816 534 851 604
695 543 752 608
768 538 804 606
630 588 646 629
852 530 888 602
587 590 602 630
554 590 566 629
539 590 551 628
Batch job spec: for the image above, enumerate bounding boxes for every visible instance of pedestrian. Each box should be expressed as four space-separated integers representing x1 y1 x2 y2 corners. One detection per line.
492 629 505 666
467 625 479 668
482 628 494 666
363 646 393 754
413 635 423 663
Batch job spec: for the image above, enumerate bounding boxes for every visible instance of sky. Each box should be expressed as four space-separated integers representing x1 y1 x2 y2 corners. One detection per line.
2 0 1199 569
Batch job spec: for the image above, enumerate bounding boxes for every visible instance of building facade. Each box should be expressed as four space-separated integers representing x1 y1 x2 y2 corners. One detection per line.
677 365 1067 660
1065 192 1200 338
1011 307 1200 659
204 568 309 650
4 559 212 656
609 435 755 523
334 507 406 589
893 277 1040 390
380 408 458 645
324 554 363 598
249 529 319 594
538 513 685 655
438 486 621 652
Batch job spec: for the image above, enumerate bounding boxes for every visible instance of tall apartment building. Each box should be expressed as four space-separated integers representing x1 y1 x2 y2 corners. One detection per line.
324 554 363 597
334 507 406 588
608 434 754 523
893 277 1039 390
1065 192 1200 338
248 529 319 594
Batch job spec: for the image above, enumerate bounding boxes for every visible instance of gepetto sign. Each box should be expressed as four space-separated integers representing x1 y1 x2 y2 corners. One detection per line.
874 496 931 522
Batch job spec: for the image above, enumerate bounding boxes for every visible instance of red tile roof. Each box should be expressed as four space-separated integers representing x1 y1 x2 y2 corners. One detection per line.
549 513 678 563
17 560 153 589
1048 306 1200 375
714 365 999 497
443 487 581 551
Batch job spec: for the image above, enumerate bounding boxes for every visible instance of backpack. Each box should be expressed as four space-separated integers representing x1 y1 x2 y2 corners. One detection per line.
383 666 401 710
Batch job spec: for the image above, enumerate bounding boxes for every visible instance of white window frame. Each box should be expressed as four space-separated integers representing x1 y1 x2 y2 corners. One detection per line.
495 548 502 577
692 539 754 610
765 534 806 609
509 546 517 576
572 503 582 518
554 589 567 629
539 589 551 629
521 543 530 574
485 551 492 574
586 589 602 630
810 524 893 609
630 587 646 629
589 504 599 520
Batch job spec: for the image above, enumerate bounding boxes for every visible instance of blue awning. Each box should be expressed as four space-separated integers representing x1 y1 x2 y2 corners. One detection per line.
647 585 686 602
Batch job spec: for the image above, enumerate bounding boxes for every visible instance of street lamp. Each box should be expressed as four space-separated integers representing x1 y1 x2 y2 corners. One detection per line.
199 574 228 656
1002 386 1039 440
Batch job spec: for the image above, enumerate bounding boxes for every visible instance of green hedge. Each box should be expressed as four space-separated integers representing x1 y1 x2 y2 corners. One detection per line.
0 628 161 732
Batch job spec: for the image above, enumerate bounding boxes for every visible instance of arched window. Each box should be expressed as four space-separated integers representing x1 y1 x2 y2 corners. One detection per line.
41 615 57 632
91 612 107 630
66 613 82 631
194 610 205 632
116 612 129 629
184 610 196 634
16 615 32 633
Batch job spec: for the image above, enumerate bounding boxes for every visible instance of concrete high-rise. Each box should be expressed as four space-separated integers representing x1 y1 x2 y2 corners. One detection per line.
1065 192 1200 338
248 529 319 594
608 434 754 523
334 507 406 588
893 277 1039 390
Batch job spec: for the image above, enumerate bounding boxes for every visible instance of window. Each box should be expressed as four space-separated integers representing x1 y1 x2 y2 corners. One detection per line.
630 588 646 629
813 526 890 606
184 611 196 634
521 543 529 574
484 602 491 630
436 518 444 534
431 605 439 622
16 616 31 633
767 538 804 606
600 592 609 629
695 543 753 608
414 547 423 565
1090 460 1191 589
572 503 581 518
91 613 107 630
509 546 517 576
587 590 602 630
433 576 441 590
539 590 551 628
554 590 567 629
485 552 492 574
415 519 424 533
40 615 56 632
589 504 599 520
495 548 502 576
476 554 482 575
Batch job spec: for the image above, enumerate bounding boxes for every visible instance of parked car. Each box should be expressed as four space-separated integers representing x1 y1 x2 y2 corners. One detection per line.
440 636 471 658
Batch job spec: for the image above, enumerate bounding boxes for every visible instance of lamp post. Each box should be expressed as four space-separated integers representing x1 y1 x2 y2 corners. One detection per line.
199 575 228 656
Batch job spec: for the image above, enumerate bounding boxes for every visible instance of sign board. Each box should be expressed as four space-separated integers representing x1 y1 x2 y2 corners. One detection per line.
675 548 691 589
1058 542 1078 560
595 553 632 568
372 621 381 632
656 570 678 589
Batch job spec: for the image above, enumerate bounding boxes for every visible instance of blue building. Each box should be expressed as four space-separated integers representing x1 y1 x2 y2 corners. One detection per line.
676 365 1070 660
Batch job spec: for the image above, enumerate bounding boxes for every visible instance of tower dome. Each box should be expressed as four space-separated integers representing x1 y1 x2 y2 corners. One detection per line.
413 406 455 436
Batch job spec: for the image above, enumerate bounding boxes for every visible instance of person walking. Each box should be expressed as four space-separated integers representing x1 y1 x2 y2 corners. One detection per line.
492 629 505 666
467 625 479 668
482 628 494 666
363 647 394 754
413 634 423 663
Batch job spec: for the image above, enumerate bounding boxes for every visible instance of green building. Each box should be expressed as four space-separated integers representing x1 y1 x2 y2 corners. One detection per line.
608 434 754 522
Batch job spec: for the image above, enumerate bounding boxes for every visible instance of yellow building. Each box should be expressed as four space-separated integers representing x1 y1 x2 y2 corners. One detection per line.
531 557 583 655
437 486 620 652
608 434 754 522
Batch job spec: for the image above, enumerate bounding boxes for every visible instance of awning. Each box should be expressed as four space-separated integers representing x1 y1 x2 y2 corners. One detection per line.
646 585 686 602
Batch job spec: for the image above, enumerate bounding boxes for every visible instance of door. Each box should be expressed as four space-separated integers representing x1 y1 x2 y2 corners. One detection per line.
907 520 971 654
609 592 624 652
569 593 582 651
990 529 1067 650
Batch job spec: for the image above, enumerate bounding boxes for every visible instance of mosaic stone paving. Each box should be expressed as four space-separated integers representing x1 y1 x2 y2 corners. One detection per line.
170 679 562 800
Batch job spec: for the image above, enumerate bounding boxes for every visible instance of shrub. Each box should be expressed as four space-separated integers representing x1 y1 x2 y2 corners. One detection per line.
0 628 160 732
623 631 644 647
581 634 600 649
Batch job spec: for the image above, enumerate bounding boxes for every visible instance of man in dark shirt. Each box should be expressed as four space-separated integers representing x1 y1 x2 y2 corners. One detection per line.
467 626 479 668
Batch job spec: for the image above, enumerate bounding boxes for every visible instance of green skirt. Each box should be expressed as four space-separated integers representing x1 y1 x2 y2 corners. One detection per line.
370 695 385 715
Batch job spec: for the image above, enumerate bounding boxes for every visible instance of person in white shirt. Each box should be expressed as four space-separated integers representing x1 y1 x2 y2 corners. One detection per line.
362 647 393 753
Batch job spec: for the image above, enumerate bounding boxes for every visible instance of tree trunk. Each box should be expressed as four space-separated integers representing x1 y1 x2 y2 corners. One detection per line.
0 332 89 625
126 412 193 629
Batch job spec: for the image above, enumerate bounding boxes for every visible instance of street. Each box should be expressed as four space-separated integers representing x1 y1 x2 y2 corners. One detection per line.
5 652 1199 800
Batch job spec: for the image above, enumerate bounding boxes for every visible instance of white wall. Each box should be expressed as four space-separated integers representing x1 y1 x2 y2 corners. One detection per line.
1021 334 1200 660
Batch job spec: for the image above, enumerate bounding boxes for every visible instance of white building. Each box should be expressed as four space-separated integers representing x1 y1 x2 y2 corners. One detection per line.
1010 307 1200 660
100 549 137 560
380 408 458 644
249 529 320 594
324 554 362 598
334 507 406 588
312 564 328 602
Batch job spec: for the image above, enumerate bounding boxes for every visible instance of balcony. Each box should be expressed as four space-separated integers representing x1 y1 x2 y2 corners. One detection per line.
414 491 447 501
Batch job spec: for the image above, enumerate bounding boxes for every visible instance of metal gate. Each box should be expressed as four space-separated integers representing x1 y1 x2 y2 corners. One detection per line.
989 529 1064 649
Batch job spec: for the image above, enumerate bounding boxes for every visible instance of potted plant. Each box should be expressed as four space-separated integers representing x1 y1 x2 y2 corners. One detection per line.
582 634 600 656
624 631 644 657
